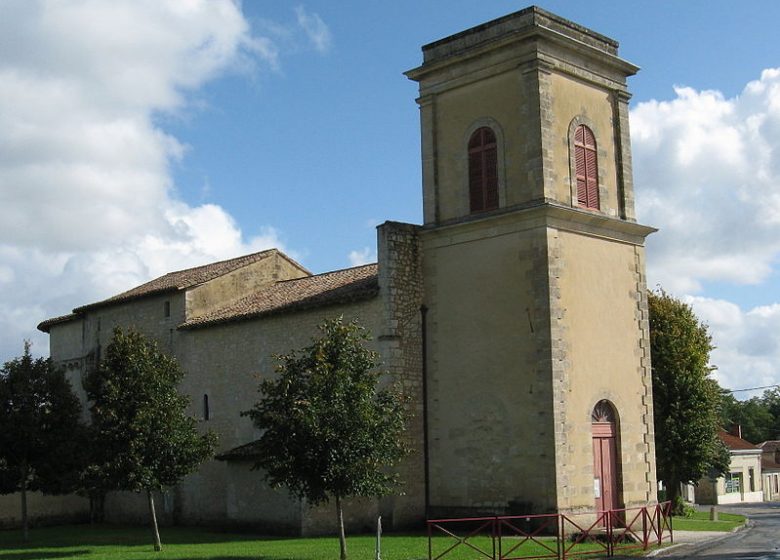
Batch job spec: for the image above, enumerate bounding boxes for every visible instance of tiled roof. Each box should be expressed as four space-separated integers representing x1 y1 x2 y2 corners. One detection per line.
759 440 780 453
37 313 80 333
181 264 379 329
761 457 780 472
215 440 263 461
718 429 759 451
72 249 291 314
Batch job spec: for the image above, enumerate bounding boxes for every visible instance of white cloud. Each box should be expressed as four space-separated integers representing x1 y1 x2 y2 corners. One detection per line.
633 70 780 396
295 6 332 53
0 1 301 363
686 296 780 395
348 247 376 267
632 69 780 293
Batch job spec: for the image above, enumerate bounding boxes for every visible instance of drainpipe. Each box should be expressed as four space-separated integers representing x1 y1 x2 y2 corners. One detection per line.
420 304 430 518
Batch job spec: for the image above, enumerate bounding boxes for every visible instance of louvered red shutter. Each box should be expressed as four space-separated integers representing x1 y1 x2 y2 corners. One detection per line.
574 125 599 210
468 127 499 213
469 149 484 212
483 130 498 210
585 146 599 208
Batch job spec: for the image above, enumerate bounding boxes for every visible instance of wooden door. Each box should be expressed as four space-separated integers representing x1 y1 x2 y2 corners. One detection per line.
592 401 619 513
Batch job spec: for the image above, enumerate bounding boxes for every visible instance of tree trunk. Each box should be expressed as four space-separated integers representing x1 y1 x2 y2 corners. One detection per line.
20 461 29 542
336 495 347 560
666 478 683 515
97 492 105 523
147 490 162 551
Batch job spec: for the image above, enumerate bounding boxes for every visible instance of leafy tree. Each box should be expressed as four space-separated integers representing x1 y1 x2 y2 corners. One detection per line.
719 393 774 444
649 290 730 513
84 328 216 551
0 342 85 541
243 317 408 560
760 387 780 441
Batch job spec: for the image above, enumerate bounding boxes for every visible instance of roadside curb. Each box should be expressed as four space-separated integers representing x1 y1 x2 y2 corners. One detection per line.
646 519 750 557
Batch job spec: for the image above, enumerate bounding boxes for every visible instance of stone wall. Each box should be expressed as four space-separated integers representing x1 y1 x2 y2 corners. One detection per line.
376 221 425 527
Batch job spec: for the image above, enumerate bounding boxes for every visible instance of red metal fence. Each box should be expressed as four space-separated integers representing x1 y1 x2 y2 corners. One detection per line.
427 502 673 560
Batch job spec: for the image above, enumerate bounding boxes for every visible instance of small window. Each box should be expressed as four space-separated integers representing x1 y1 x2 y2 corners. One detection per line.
468 127 498 213
203 394 210 421
725 472 742 493
749 468 755 492
574 125 599 209
164 301 170 318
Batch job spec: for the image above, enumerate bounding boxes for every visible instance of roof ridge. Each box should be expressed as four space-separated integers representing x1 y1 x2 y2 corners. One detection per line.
159 248 277 282
274 262 378 285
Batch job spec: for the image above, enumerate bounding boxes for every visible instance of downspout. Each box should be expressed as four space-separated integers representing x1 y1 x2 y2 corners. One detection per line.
420 304 430 518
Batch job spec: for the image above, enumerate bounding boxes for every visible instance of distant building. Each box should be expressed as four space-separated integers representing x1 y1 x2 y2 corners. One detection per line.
758 440 780 501
16 7 658 533
695 428 763 505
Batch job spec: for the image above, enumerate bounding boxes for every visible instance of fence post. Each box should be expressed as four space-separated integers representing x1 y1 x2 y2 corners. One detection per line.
494 517 498 560
559 514 565 560
427 520 432 560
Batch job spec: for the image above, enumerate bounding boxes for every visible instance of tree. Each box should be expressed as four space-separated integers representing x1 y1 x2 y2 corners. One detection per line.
649 290 730 513
719 392 775 444
760 387 780 440
243 317 408 560
0 342 85 541
84 328 216 551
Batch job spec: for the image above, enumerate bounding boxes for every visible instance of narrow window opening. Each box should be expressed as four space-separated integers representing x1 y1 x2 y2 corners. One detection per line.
468 127 498 213
164 301 171 318
574 125 599 210
203 394 210 421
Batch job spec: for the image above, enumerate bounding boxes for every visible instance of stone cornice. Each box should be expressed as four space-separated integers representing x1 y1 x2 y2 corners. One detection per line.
421 200 656 248
406 23 637 89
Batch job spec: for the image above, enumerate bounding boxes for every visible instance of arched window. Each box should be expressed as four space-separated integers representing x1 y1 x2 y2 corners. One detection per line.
468 127 498 213
591 399 617 424
574 125 599 210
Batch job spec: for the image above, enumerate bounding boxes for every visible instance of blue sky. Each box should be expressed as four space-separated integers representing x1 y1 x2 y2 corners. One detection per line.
2 1 780 395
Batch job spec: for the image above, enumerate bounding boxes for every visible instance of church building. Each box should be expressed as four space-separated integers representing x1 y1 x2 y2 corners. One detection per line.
23 7 658 534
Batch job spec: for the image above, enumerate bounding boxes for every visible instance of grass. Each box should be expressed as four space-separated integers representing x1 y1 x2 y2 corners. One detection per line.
671 511 746 532
0 524 621 560
5 508 722 560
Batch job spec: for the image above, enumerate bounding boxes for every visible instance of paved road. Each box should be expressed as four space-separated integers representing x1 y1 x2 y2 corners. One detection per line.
669 503 780 560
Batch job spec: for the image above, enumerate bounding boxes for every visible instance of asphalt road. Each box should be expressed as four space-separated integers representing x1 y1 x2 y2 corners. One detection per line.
677 503 780 560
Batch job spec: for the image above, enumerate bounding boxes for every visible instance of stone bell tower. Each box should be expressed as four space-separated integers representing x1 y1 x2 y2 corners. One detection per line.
406 7 657 516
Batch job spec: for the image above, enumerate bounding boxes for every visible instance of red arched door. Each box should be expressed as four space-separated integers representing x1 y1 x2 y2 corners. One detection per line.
592 401 619 512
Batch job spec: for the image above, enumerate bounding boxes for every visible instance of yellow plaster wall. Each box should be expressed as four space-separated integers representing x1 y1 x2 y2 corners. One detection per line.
555 230 652 509
548 73 620 216
434 70 533 222
423 224 558 511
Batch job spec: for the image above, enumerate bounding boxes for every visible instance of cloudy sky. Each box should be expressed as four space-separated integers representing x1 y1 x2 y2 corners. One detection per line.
2 1 780 397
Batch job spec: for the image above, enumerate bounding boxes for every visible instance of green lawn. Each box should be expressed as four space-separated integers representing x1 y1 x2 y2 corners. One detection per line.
0 524 616 560
671 511 745 532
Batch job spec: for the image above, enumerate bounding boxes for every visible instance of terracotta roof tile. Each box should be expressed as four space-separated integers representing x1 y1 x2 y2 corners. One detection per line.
718 429 759 450
182 263 379 329
37 313 80 333
73 249 287 313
